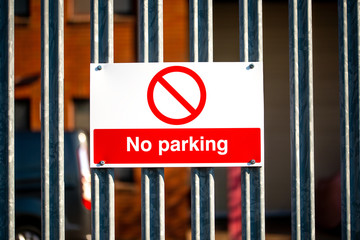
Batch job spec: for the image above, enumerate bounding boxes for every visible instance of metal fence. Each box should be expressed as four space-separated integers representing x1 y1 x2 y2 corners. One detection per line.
0 0 359 239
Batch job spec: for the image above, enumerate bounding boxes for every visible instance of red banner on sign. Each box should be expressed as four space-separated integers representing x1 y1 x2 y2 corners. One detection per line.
93 128 261 167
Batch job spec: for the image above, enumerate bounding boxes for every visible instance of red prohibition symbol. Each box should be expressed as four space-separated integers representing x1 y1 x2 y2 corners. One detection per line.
147 66 207 125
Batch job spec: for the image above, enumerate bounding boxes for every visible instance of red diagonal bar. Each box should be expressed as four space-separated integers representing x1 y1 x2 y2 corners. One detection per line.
157 76 196 114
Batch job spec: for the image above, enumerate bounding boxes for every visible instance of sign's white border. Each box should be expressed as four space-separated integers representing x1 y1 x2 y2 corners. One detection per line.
90 62 264 168
93 163 263 168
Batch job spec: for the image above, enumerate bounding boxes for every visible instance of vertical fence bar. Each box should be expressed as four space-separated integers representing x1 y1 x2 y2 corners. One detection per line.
90 0 115 239
239 0 265 239
138 0 165 239
141 169 165 239
339 0 360 239
289 0 315 239
0 0 15 239
41 0 50 237
41 0 65 238
189 1 215 239
190 168 215 240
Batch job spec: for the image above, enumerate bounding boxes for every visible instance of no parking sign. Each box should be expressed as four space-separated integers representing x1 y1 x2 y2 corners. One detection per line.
90 62 264 168
147 66 207 125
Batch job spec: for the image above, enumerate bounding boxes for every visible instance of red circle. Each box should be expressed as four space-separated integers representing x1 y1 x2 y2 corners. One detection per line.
147 66 206 125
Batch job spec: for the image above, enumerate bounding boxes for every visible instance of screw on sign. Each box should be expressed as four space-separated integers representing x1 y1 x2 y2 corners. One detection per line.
147 66 207 125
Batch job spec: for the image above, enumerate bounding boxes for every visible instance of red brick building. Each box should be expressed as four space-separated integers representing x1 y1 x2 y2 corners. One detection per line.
15 0 188 131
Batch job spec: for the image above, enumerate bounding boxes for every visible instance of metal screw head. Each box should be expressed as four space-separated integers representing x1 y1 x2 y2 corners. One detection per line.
100 161 105 166
249 64 254 69
250 159 256 165
96 65 102 71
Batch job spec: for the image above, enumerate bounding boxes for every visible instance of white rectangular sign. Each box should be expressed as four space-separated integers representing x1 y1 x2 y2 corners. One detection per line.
90 62 264 168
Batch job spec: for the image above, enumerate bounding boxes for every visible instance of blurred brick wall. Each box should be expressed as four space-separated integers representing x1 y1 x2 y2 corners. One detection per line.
116 168 191 240
14 1 191 239
15 0 189 131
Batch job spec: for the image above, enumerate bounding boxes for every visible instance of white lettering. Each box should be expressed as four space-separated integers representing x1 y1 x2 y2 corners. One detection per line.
157 137 228 156
159 140 169 156
141 140 152 152
170 140 181 152
127 137 139 151
189 136 199 151
206 139 216 151
181 140 188 151
127 137 152 152
217 140 228 155
200 136 204 151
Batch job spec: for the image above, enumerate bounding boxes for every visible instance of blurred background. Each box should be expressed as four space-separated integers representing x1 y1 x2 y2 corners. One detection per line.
14 0 340 239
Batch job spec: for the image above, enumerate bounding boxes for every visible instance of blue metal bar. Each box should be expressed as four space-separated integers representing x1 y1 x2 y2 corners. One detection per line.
90 0 115 239
90 0 98 64
148 0 163 63
138 0 165 239
41 0 65 238
241 168 264 240
338 0 360 239
141 169 165 239
91 169 115 240
190 0 213 63
191 168 215 240
289 0 315 239
0 0 15 239
239 0 265 239
189 0 215 239
139 0 164 63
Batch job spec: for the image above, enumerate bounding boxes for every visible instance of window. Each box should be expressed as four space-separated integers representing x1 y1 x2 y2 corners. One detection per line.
15 0 30 17
74 99 90 132
15 0 30 24
74 0 134 15
68 0 135 23
15 100 30 131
